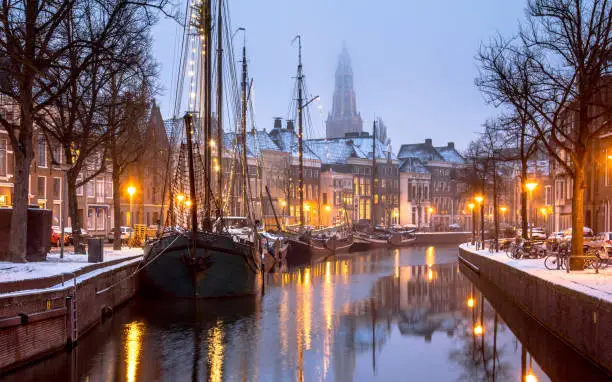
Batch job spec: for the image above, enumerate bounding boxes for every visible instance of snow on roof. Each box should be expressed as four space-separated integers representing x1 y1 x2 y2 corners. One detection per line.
306 137 396 165
268 129 320 160
434 146 467 164
398 143 445 162
399 158 430 174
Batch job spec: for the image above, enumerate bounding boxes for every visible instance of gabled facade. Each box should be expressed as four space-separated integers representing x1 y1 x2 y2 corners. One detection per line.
398 139 468 230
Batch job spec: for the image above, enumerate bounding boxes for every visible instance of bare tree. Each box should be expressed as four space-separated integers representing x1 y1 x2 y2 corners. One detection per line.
0 0 77 261
476 0 611 268
39 0 167 252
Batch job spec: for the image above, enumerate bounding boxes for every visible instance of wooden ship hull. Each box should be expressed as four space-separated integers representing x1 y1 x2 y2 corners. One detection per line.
285 234 353 265
388 232 417 247
140 232 260 298
353 232 389 250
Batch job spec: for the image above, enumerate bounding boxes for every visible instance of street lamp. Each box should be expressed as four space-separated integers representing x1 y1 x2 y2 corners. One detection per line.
525 181 538 238
468 203 476 245
127 184 136 229
500 206 507 225
475 195 484 249
427 207 434 231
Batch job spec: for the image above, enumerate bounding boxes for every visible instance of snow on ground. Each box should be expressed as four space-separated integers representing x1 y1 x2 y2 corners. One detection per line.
0 247 143 284
460 243 612 303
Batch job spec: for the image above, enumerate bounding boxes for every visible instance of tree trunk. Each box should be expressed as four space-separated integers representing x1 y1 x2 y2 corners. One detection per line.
492 162 499 251
7 138 33 262
570 164 585 270
113 172 122 250
520 161 528 240
67 169 85 254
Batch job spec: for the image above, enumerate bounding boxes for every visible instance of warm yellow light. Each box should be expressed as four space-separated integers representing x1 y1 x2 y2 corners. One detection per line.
0 195 6 205
127 186 136 197
209 139 216 147
125 321 144 382
185 200 192 207
214 165 220 172
473 324 484 335
304 204 311 212
427 207 434 213
474 195 484 204
608 155 612 160
468 203 475 210
280 200 287 207
467 298 475 308
177 194 185 203
525 373 538 382
324 205 331 212
525 181 538 192
427 269 433 281
540 207 547 216
500 206 507 213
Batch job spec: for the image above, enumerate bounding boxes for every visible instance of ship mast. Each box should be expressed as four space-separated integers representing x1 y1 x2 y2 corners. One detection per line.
296 36 305 227
371 121 376 226
203 0 213 229
215 0 224 219
241 35 249 221
185 113 199 236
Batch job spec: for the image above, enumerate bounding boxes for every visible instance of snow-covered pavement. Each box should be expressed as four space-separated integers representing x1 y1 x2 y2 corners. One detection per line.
460 243 612 303
0 248 143 284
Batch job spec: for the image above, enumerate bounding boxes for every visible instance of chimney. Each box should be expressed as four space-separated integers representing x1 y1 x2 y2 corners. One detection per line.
447 142 455 150
425 138 432 146
286 120 295 131
273 117 282 130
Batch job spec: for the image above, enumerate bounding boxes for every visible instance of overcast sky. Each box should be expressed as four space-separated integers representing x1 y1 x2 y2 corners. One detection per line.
151 1 526 152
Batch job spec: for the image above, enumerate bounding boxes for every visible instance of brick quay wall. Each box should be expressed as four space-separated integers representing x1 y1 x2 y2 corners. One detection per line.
0 258 141 374
458 246 612 374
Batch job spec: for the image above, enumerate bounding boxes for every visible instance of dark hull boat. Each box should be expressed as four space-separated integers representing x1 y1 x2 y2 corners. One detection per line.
388 231 417 247
353 232 389 250
141 232 260 298
285 233 353 266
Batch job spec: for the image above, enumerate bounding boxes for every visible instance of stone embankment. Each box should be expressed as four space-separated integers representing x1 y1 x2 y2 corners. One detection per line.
0 255 141 374
458 244 611 374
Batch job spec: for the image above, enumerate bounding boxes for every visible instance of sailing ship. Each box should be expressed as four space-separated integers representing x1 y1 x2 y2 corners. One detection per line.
283 36 353 265
140 0 261 298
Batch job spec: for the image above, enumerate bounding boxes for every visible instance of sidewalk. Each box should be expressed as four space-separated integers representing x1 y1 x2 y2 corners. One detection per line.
0 248 143 294
459 243 611 304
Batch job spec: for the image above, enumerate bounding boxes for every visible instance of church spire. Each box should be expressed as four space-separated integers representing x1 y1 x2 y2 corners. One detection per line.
326 43 363 139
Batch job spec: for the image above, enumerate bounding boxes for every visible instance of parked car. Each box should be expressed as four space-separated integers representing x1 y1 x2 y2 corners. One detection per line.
585 232 612 254
50 226 70 247
63 227 91 245
547 231 564 241
562 227 594 241
107 226 133 243
529 227 547 240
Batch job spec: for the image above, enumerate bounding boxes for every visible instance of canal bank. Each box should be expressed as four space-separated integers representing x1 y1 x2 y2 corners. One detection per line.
458 244 612 374
0 255 142 374
414 232 471 245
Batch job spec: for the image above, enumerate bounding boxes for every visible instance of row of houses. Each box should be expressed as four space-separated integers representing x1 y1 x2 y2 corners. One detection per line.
6 104 610 237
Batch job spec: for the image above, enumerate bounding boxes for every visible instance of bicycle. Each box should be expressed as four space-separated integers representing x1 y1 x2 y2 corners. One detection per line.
544 248 569 270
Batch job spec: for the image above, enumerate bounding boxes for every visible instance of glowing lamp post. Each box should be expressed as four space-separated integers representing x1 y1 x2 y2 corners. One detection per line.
467 297 475 308
468 203 476 245
427 207 434 231
475 195 484 248
127 186 136 228
525 181 538 238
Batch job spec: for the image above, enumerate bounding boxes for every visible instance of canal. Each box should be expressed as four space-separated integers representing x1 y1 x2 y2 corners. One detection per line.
4 245 608 381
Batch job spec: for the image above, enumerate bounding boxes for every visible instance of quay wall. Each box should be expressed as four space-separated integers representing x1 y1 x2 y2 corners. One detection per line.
458 246 612 373
414 232 471 245
0 259 140 374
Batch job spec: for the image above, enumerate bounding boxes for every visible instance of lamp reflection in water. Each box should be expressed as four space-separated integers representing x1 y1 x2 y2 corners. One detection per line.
124 321 145 382
207 320 225 382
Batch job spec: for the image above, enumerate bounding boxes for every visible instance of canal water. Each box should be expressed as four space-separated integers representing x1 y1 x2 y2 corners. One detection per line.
5 245 608 381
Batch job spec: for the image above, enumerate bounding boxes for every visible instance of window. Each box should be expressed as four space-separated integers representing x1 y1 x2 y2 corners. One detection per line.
322 192 327 205
105 177 113 198
76 175 83 196
53 177 61 199
51 146 62 168
37 176 46 198
96 178 104 198
37 136 47 168
0 138 6 176
86 180 94 197
545 185 552 206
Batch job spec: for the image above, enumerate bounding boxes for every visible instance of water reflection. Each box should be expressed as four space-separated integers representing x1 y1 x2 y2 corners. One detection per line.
3 245 608 381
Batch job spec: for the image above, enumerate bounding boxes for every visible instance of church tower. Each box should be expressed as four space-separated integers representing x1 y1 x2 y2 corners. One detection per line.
326 43 363 139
